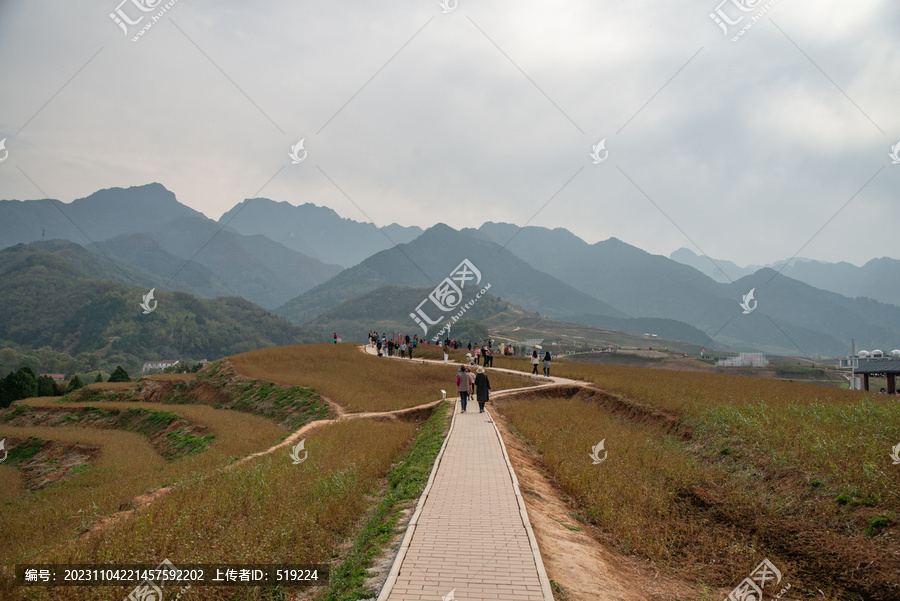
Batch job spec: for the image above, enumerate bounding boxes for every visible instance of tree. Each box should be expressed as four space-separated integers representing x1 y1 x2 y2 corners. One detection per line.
37 375 56 397
107 366 131 383
94 372 103 383
0 372 13 409
68 375 84 393
14 367 38 400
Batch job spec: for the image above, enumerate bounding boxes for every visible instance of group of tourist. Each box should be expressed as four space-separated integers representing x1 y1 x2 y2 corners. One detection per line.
456 364 491 413
369 332 419 359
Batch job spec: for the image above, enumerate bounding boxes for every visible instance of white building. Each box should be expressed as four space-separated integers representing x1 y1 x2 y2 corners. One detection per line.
716 353 768 368
142 360 180 373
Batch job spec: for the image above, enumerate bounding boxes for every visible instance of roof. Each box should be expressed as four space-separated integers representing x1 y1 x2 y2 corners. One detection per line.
854 357 900 374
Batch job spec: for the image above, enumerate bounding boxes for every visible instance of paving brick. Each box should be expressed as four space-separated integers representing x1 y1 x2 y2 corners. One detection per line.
384 404 549 601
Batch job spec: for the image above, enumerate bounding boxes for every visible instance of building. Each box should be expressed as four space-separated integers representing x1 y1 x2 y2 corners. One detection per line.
716 353 768 368
39 373 66 382
142 360 180 373
850 353 900 394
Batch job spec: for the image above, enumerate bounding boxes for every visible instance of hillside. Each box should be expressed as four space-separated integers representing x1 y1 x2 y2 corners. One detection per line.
0 243 321 372
306 284 537 340
276 224 626 326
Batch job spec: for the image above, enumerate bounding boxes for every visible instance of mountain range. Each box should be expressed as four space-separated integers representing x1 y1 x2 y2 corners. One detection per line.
2 183 899 358
670 247 900 307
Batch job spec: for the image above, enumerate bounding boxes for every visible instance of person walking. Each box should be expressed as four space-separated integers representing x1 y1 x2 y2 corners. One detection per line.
531 350 540 374
474 367 491 413
376 338 383 356
456 366 471 413
483 346 492 367
333 332 339 344
474 344 481 365
543 351 552 376
408 341 414 359
400 341 407 358
442 340 450 363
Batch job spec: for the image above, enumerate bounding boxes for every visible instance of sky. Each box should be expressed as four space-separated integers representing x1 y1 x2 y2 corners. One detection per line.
0 0 898 268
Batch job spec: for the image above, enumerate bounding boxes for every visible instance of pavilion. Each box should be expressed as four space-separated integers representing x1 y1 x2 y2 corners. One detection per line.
854 357 900 394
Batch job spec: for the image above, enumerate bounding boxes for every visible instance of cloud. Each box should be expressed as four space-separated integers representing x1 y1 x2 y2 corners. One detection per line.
0 0 897 268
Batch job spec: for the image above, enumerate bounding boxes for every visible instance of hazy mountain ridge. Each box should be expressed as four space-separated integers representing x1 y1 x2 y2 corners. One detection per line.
218 197 424 268
670 247 900 307
3 186 898 357
275 224 627 326
0 184 343 309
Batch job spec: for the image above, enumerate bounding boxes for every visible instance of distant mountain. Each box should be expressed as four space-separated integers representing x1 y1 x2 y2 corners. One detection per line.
137 215 343 309
670 248 900 307
0 242 321 362
669 247 758 282
466 223 725 326
91 233 236 299
466 223 900 356
0 184 343 309
0 183 206 247
276 224 626 326
218 198 424 268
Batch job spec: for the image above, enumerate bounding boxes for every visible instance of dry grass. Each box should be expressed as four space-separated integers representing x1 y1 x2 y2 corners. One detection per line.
508 361 900 504
498 397 735 576
1 418 418 601
231 344 537 413
0 401 286 568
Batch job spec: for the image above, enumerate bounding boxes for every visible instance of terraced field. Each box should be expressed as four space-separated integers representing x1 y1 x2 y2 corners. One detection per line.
0 344 537 601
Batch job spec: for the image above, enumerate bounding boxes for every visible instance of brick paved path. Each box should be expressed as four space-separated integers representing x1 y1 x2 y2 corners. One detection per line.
380 401 553 601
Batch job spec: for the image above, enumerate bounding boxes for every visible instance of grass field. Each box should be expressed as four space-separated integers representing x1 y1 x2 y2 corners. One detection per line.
494 361 900 598
0 399 287 569
1 418 424 601
0 344 456 601
230 343 537 412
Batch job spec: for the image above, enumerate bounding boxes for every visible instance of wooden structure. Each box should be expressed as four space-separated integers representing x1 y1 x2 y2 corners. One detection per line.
854 357 900 393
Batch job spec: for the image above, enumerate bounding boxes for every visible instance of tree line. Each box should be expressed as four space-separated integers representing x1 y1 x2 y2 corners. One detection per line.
0 365 131 409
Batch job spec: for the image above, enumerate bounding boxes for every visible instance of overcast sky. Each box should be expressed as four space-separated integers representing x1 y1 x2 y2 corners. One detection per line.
1 0 898 267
